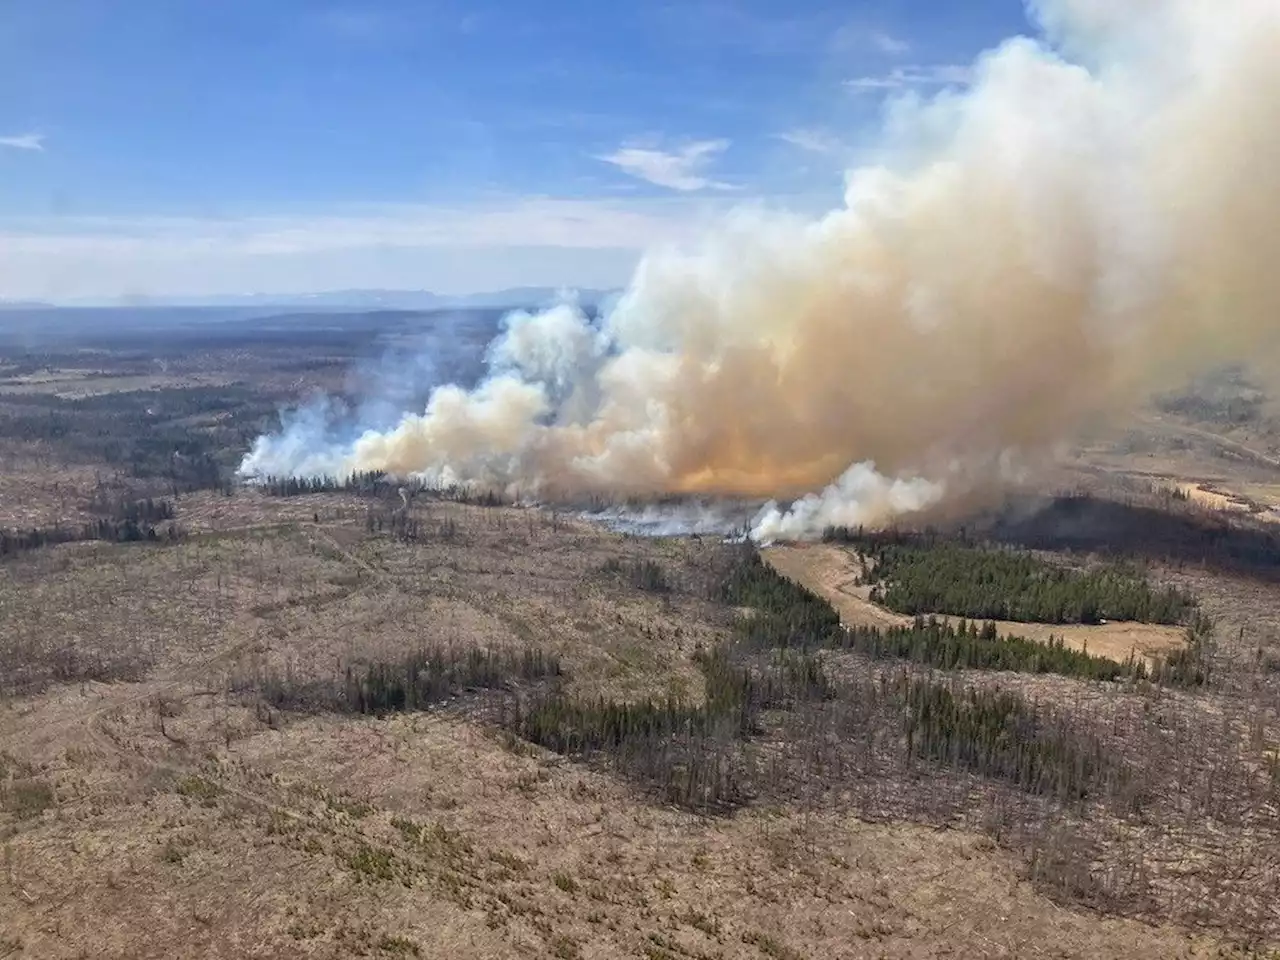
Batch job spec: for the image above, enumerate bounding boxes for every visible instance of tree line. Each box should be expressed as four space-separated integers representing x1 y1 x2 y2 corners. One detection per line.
1 496 184 559
256 471 505 506
257 472 396 497
896 673 1110 801
0 518 184 557
601 556 671 593
1 405 228 492
85 489 176 523
500 546 1139 808
363 507 458 543
0 382 282 493
825 530 1195 625
720 547 1209 686
503 641 830 811
255 645 562 715
243 543 1203 816
844 616 1148 682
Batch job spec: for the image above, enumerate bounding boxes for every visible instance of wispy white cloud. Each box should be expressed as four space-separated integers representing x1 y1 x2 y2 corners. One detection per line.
0 196 750 300
0 132 45 152
845 64 972 93
0 199 716 256
775 128 847 157
829 24 911 57
597 139 732 192
870 31 910 55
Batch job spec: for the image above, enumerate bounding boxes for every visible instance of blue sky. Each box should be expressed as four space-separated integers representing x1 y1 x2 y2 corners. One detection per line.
0 0 1031 301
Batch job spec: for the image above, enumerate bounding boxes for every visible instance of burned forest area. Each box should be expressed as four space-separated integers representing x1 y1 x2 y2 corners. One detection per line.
1 313 1279 960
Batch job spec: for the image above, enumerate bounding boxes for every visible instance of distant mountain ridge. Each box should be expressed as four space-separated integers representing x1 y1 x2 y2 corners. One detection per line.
35 287 620 311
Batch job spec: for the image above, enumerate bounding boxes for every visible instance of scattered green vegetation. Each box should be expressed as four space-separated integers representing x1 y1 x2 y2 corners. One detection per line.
742 930 805 960
1 515 184 559
174 774 222 805
511 687 745 809
324 793 373 819
682 910 722 938
255 645 562 715
391 817 474 865
643 932 717 960
488 850 529 873
1 778 54 820
551 871 579 894
507 640 832 811
160 841 186 865
1 482 188 561
390 816 423 843
602 556 671 593
376 934 421 957
501 543 1184 812
345 844 398 883
896 675 1112 800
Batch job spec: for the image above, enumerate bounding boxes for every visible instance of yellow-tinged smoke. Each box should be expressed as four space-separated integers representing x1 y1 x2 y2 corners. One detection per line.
241 0 1280 539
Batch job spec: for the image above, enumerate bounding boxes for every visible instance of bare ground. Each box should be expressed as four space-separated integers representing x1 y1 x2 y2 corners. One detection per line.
5 343 1280 959
0 688 1226 960
0 454 105 529
0 499 1248 959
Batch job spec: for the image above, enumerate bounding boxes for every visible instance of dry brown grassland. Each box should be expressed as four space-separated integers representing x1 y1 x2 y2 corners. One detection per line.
2 334 1280 958
0 492 1271 958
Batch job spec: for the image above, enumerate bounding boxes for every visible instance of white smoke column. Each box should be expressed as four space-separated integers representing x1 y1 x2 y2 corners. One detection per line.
486 301 607 397
750 463 945 544
241 0 1280 533
583 500 760 538
240 395 357 480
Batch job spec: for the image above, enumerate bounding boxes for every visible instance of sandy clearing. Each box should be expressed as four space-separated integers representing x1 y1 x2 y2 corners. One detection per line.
1176 482 1249 512
762 543 1188 666
1147 475 1280 525
1157 480 1253 514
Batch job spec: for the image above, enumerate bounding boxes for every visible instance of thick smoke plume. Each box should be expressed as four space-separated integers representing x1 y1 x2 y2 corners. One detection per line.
241 0 1280 540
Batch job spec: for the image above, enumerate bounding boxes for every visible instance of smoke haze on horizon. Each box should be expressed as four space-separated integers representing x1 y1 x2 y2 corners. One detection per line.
240 0 1280 541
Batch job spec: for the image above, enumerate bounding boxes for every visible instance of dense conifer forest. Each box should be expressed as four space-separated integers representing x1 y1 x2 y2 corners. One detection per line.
257 471 504 506
824 529 1195 625
722 549 1209 685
